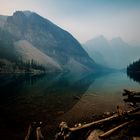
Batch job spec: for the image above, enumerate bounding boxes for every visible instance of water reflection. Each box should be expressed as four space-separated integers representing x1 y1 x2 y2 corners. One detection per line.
127 71 140 83
0 72 101 139
61 72 140 122
0 72 140 140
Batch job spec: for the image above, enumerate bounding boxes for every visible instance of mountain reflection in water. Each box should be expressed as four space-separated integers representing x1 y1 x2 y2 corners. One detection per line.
0 72 99 139
0 72 140 140
127 71 140 84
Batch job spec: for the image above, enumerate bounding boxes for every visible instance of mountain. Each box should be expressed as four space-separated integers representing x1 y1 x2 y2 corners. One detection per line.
110 37 128 48
128 40 140 47
83 35 140 69
83 36 114 68
14 40 61 71
0 11 99 73
0 15 7 28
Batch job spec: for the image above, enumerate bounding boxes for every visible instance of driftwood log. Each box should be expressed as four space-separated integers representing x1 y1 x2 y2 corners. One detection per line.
123 89 140 97
69 114 118 132
123 89 140 108
99 120 134 139
55 107 140 140
69 107 140 132
124 97 140 108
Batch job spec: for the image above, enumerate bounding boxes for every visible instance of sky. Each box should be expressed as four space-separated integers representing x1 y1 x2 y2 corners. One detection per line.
0 0 140 43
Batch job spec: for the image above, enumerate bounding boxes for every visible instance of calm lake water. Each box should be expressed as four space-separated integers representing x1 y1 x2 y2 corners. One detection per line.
0 71 140 139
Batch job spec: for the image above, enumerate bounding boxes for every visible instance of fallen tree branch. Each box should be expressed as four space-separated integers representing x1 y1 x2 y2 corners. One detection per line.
123 89 140 97
69 114 118 132
55 107 140 140
68 107 140 132
99 120 134 139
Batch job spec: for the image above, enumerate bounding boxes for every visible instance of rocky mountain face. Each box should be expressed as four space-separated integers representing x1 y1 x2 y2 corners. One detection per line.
0 11 99 73
83 35 140 69
0 15 7 28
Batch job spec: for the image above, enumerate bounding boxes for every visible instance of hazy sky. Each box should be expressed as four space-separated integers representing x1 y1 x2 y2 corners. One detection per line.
0 0 140 43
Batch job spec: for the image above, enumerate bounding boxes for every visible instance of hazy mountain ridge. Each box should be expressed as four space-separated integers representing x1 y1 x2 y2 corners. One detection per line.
0 11 99 73
83 35 140 69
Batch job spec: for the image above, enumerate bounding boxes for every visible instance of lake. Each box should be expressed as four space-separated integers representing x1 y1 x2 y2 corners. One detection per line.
0 71 140 139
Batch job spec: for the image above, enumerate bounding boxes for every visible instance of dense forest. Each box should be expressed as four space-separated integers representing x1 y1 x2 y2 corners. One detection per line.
127 59 140 83
0 59 46 73
127 59 140 72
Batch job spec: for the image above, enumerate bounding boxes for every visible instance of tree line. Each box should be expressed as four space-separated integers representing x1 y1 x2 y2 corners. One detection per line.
16 59 46 72
0 58 46 73
127 59 140 83
127 59 140 72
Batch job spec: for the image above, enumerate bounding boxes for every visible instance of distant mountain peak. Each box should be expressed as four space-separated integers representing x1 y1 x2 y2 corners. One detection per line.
97 35 106 39
13 10 34 18
85 35 110 47
84 35 140 69
22 10 34 17
13 11 25 16
110 37 129 47
111 37 123 43
87 35 106 42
